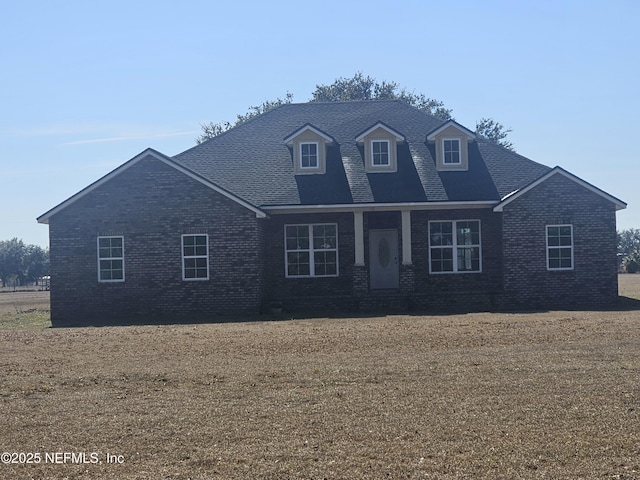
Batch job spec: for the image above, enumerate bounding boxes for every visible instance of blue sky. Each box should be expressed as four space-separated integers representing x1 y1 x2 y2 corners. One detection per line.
1 0 638 248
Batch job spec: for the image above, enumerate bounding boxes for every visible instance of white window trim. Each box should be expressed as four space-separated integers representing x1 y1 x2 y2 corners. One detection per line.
428 220 482 274
442 138 461 165
97 236 125 283
546 224 574 271
299 142 319 169
285 223 339 278
370 139 390 167
182 234 209 281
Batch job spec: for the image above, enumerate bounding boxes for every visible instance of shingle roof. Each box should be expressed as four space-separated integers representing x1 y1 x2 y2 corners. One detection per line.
173 100 551 207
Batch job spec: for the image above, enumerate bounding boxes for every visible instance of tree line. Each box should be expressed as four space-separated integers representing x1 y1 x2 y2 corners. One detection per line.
0 238 49 288
197 72 514 150
618 229 640 273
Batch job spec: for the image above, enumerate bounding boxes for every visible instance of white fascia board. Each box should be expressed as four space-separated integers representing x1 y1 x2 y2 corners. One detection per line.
355 122 405 143
426 120 476 141
263 201 498 215
493 167 627 212
283 124 334 144
37 148 267 224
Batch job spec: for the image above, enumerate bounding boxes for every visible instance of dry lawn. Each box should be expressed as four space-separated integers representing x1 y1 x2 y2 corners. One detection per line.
1 279 640 479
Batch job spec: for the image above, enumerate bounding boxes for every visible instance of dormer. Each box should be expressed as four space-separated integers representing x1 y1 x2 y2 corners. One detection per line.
356 122 405 173
426 120 476 171
284 124 335 175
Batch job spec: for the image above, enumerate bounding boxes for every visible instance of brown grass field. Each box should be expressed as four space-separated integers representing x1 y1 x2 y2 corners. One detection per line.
1 278 640 479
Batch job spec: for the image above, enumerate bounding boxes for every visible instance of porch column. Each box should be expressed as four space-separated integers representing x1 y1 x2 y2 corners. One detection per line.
401 209 412 265
354 210 364 266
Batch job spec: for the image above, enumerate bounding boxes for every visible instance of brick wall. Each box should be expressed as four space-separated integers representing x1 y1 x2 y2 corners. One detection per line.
409 209 503 310
263 208 505 313
48 155 264 326
262 212 357 312
47 158 620 325
501 173 619 309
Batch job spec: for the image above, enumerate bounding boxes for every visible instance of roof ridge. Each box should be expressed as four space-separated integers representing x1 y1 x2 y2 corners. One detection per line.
288 99 405 107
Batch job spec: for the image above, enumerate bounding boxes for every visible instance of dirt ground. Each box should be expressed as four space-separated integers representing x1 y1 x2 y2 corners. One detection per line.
1 278 639 479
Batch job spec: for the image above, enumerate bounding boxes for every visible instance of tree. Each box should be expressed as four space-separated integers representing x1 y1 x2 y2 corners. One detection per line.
0 239 50 287
475 118 514 151
196 73 512 149
23 245 49 284
0 238 25 287
196 92 294 144
618 228 640 272
310 72 453 120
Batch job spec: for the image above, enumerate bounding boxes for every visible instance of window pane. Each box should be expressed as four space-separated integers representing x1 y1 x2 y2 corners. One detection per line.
431 247 453 272
99 237 123 259
559 234 572 246
457 247 480 272
313 224 337 249
547 226 572 269
430 222 453 246
548 247 572 269
444 140 460 164
372 141 389 165
559 226 572 236
456 221 479 246
183 236 195 246
100 259 123 280
287 252 310 276
301 143 318 168
286 226 309 250
183 235 208 279
314 251 337 276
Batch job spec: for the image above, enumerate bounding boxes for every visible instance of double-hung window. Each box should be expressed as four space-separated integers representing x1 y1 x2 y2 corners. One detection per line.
429 220 481 273
182 234 209 280
285 224 338 277
443 139 461 164
300 142 318 169
98 236 124 282
547 225 573 270
371 140 390 166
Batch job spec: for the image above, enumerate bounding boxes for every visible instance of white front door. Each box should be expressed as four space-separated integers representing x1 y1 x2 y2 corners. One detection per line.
369 229 399 289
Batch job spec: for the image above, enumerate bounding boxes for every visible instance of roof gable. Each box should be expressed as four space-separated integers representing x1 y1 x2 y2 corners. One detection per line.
283 123 335 144
493 166 627 212
355 121 405 143
426 120 476 141
37 148 267 224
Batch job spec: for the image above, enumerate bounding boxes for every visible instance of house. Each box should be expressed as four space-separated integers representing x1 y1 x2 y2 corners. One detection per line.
37 100 627 327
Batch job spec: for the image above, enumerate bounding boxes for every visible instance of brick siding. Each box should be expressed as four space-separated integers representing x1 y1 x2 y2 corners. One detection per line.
263 209 504 314
47 158 620 325
48 155 263 326
500 173 619 309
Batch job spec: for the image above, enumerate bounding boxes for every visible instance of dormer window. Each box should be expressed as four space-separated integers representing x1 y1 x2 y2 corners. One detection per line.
426 120 476 171
300 142 318 169
443 139 461 165
356 122 405 173
371 140 390 166
284 124 334 175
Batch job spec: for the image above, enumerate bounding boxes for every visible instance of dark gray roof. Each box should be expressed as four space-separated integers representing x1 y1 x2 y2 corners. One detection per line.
173 100 551 207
